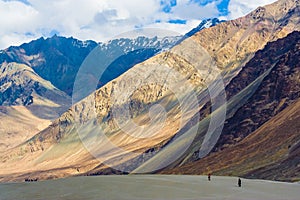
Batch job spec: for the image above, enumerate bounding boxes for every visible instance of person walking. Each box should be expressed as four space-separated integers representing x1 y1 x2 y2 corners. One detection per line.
238 178 242 187
208 173 211 181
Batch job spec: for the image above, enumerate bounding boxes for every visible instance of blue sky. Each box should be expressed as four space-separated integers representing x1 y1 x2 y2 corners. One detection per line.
0 0 277 49
160 0 231 24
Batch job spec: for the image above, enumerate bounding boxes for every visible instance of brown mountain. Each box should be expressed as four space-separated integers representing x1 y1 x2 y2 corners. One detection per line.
162 98 300 182
132 0 300 175
160 30 300 182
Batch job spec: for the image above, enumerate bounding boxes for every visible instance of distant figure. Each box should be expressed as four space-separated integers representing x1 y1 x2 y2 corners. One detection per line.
25 178 38 182
208 173 211 181
238 178 242 187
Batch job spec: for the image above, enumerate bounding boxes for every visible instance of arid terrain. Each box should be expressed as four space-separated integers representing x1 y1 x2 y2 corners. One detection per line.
0 0 299 185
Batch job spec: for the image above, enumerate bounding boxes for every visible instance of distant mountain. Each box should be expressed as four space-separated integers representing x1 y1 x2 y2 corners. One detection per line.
0 36 98 96
0 62 70 107
0 18 221 98
0 35 180 97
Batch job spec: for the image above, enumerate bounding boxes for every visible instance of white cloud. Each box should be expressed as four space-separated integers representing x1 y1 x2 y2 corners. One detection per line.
0 0 38 47
0 0 278 49
228 0 277 19
142 20 202 37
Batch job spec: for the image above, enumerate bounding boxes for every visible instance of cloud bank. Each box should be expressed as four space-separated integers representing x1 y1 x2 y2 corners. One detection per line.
0 0 277 49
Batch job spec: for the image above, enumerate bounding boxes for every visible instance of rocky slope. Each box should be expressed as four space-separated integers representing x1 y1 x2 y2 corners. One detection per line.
161 31 300 181
0 0 299 182
193 0 300 78
215 30 300 152
162 99 300 182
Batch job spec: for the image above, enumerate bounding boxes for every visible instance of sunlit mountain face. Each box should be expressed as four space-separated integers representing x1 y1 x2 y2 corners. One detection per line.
0 18 221 155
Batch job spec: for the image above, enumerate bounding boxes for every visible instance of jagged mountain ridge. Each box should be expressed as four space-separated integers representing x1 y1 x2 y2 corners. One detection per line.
184 18 225 38
0 36 97 96
0 35 183 108
0 18 221 98
0 35 177 97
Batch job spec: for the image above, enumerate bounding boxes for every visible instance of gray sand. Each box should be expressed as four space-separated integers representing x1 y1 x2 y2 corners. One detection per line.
0 175 299 200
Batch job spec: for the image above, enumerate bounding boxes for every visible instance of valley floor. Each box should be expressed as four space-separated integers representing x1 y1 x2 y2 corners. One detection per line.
0 175 299 200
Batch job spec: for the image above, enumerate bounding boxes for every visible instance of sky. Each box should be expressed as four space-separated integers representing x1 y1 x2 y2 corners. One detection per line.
0 0 277 49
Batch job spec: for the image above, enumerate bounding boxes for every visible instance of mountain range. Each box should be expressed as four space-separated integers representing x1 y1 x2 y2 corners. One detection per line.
0 18 222 153
0 0 299 183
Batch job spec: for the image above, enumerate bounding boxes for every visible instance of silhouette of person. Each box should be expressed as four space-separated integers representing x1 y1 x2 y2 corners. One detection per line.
238 178 242 187
208 173 211 181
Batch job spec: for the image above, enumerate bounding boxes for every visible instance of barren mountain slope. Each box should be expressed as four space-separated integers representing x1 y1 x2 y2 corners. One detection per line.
162 99 300 182
0 106 51 152
193 0 300 79
160 31 300 181
0 62 71 152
